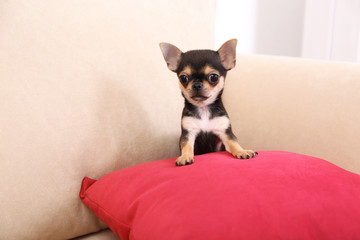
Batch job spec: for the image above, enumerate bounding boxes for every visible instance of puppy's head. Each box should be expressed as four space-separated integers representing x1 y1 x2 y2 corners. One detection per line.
160 39 237 107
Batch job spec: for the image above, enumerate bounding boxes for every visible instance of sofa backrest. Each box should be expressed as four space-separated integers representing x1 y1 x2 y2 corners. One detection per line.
224 55 360 174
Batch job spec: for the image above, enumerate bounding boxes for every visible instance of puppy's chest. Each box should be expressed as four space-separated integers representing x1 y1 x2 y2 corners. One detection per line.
182 107 229 133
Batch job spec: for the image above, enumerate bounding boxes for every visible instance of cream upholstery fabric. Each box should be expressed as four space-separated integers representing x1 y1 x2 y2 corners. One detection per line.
0 0 215 239
225 55 360 174
73 230 119 240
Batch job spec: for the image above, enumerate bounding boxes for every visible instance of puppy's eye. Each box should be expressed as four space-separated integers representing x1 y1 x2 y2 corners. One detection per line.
179 75 189 84
208 74 219 83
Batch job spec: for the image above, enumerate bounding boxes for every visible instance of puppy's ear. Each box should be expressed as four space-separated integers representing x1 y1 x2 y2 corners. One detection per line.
217 39 237 70
159 43 182 72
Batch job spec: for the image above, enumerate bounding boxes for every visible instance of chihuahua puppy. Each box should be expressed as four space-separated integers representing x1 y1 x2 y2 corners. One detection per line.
160 39 257 166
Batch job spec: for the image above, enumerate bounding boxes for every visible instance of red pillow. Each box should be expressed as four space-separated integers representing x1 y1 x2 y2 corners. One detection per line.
80 151 360 240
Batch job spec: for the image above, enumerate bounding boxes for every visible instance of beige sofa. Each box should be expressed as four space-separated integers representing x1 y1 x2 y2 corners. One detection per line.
1 0 359 239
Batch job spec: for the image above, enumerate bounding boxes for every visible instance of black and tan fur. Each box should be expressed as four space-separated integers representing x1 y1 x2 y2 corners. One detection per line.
160 39 257 166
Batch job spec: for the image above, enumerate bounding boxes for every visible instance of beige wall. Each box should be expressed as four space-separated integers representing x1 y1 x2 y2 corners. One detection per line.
216 0 360 62
302 0 360 62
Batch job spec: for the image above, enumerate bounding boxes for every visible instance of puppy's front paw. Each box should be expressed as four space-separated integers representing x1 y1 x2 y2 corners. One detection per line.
175 155 194 166
232 150 258 159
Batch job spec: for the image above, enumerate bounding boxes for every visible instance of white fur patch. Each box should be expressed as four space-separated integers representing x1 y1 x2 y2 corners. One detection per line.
182 107 230 137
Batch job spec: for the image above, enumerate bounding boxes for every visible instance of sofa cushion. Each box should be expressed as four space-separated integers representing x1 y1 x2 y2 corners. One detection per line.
73 229 120 240
80 151 360 240
0 0 215 239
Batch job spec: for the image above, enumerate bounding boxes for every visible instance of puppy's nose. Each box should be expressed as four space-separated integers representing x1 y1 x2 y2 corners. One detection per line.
192 82 203 91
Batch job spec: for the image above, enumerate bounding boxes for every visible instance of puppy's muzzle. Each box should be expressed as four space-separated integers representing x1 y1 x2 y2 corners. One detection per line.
192 82 203 91
190 81 208 101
